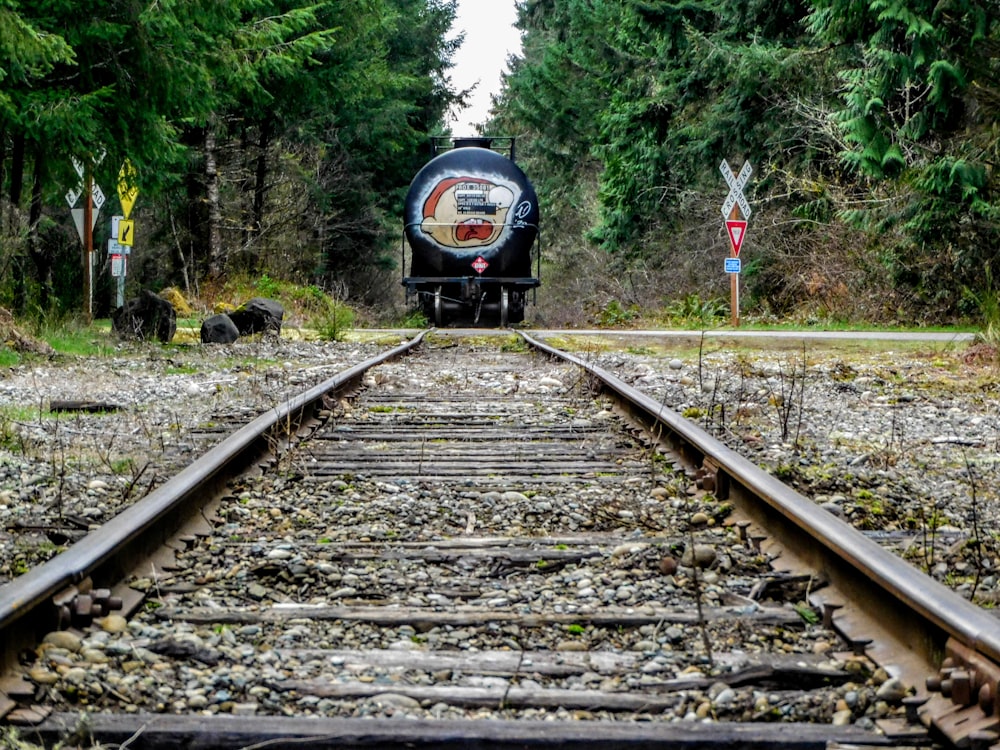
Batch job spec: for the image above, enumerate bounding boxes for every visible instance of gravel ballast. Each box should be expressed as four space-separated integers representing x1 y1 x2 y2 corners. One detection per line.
0 330 997 735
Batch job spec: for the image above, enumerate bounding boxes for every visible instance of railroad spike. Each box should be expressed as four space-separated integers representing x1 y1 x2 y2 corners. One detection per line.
902 694 929 724
845 637 872 657
821 602 843 629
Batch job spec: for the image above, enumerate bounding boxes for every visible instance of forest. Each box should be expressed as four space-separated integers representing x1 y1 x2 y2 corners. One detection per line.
0 0 997 329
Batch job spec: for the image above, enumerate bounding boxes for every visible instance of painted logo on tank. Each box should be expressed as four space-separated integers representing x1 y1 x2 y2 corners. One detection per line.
420 177 515 248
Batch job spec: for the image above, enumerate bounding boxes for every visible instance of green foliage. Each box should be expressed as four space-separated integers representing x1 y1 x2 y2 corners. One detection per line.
964 267 1000 347
34 322 115 357
499 335 528 353
495 0 999 322
0 0 460 318
664 294 727 327
595 299 639 327
314 300 356 341
2 0 999 326
396 309 429 328
794 603 819 624
254 274 281 299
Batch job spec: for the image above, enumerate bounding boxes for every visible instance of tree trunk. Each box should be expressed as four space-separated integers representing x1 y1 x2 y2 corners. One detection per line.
9 130 25 208
252 119 272 243
205 122 224 278
27 155 53 312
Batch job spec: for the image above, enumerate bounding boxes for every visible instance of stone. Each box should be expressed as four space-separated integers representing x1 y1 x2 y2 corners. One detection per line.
99 614 128 634
228 297 284 336
680 544 717 569
201 313 240 344
373 693 421 709
112 289 177 343
42 631 82 652
28 667 59 685
831 708 854 726
875 676 908 702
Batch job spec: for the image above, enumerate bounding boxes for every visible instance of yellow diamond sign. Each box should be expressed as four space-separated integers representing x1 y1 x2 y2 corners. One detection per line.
117 219 135 246
117 159 139 219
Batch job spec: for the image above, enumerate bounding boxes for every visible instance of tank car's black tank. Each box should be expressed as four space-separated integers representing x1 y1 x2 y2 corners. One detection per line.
402 137 540 326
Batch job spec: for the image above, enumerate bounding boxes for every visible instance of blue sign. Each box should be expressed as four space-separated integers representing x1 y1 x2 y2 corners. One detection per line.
725 257 741 274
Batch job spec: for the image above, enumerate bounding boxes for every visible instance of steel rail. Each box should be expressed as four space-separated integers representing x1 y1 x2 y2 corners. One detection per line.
1 330 994 748
0 332 426 669
520 331 1000 742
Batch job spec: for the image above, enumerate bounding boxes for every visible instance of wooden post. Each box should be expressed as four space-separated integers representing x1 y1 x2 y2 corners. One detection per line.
720 159 751 328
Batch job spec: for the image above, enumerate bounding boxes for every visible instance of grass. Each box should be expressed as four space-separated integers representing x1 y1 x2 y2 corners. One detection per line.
40 325 117 357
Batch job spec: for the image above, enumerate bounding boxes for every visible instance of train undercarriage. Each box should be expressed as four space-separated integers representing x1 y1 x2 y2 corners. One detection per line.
403 276 540 327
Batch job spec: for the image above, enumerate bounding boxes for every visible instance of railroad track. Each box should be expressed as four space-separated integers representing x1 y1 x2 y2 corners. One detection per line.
1 331 998 749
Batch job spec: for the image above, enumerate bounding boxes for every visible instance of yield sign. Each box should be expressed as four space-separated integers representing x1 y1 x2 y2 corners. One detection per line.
70 208 100 244
726 219 748 256
471 256 489 274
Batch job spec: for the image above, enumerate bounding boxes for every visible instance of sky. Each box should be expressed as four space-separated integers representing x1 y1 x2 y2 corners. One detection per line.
447 0 522 134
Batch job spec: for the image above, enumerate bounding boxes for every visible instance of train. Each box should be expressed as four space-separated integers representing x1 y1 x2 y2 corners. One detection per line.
401 136 540 326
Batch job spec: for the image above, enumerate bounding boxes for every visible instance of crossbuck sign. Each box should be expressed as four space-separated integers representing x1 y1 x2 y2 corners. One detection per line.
719 159 752 328
720 160 752 220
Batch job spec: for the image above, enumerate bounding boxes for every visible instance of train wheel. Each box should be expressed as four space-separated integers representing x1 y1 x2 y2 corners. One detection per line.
433 286 443 327
511 290 525 324
499 287 510 327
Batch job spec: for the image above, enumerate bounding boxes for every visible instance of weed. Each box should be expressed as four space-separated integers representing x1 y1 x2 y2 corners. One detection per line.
595 300 639 327
34 319 115 357
398 309 430 328
794 603 819 624
315 301 356 341
499 335 528 352
963 266 1000 350
165 365 200 375
664 294 727 327
254 274 281 299
762 344 809 445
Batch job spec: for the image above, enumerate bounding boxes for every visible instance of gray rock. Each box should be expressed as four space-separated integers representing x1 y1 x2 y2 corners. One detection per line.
201 313 240 344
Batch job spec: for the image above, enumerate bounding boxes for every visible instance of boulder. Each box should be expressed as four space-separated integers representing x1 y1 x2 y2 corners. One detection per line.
200 314 240 344
159 287 194 317
112 289 176 343
228 297 283 336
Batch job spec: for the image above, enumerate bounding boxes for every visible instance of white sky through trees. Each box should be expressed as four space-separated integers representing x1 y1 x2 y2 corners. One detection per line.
448 0 521 135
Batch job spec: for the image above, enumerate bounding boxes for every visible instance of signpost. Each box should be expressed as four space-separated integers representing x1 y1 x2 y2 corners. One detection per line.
720 159 752 326
112 159 139 308
67 154 138 315
67 152 105 323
